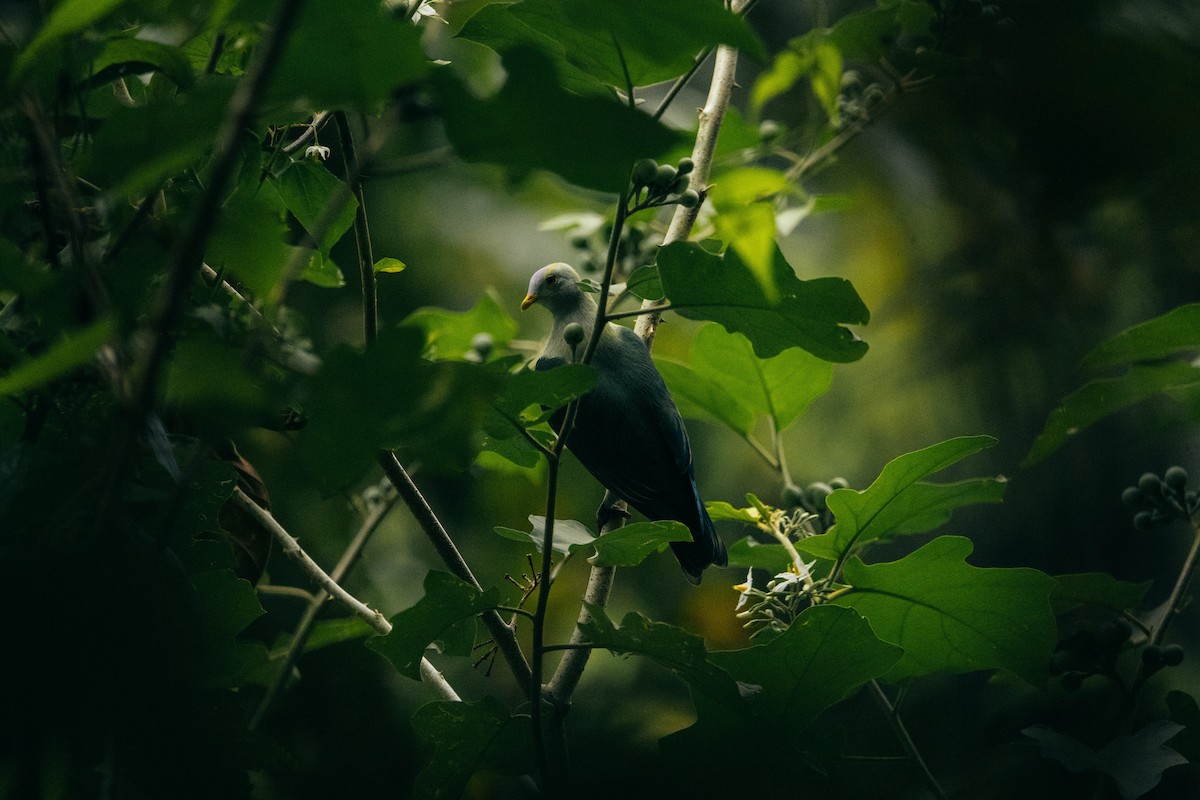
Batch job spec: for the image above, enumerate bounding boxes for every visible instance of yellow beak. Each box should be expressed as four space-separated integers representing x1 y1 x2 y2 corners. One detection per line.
521 293 537 311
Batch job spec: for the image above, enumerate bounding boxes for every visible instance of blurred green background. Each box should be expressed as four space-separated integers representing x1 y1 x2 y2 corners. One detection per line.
202 0 1200 796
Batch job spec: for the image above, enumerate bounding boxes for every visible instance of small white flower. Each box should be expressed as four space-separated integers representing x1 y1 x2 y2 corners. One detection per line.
305 144 330 160
733 568 755 610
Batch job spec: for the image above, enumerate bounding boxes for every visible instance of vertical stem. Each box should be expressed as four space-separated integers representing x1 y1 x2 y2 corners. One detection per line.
530 451 564 792
335 111 378 344
868 681 947 800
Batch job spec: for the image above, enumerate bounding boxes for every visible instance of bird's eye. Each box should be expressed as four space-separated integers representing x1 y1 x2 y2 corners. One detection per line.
546 275 558 285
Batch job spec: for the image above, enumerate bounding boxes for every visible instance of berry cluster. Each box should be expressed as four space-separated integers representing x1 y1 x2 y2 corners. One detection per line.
631 157 700 209
1050 618 1133 691
570 220 654 276
1122 466 1197 531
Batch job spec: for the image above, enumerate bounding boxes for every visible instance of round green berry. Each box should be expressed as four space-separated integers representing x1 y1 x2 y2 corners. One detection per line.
677 189 700 208
653 164 678 188
471 332 494 358
1142 644 1164 666
1162 644 1185 667
1165 466 1189 491
1138 472 1162 495
1121 486 1143 509
677 157 694 175
829 477 850 490
632 159 658 186
563 322 586 348
1133 510 1154 532
806 482 833 508
781 484 805 508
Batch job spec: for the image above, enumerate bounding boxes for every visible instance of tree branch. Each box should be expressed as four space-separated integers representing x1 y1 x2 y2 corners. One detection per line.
334 111 378 344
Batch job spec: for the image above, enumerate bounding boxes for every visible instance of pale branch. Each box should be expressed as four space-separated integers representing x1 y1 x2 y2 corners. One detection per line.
282 110 333 155
545 7 750 713
230 487 392 633
250 485 400 729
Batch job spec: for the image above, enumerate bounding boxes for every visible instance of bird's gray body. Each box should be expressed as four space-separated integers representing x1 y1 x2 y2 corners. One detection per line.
525 264 727 582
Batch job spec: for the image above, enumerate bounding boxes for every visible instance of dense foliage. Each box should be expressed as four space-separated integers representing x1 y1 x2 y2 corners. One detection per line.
2 1 1199 798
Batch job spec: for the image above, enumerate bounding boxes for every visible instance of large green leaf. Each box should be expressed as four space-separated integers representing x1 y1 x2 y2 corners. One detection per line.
268 0 429 109
654 358 755 436
662 606 901 772
411 698 533 800
657 321 835 438
798 435 1001 561
404 290 520 361
833 536 1057 683
724 536 792 572
87 37 195 89
460 0 760 92
267 159 358 255
1025 361 1200 465
367 571 504 680
494 515 596 556
206 191 291 298
432 47 683 193
492 363 597 420
13 0 129 80
655 241 869 361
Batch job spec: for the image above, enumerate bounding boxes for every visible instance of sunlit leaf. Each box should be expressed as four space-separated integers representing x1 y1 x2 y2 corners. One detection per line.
404 289 519 361
798 436 1000 561
494 515 595 556
374 257 406 273
833 536 1057 683
655 241 869 362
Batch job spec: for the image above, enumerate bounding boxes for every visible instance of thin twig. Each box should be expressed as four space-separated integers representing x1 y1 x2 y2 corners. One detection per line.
868 681 947 800
335 111 378 344
283 110 333 155
249 486 401 729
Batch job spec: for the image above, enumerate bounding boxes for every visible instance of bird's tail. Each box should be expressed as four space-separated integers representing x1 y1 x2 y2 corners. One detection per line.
673 483 727 584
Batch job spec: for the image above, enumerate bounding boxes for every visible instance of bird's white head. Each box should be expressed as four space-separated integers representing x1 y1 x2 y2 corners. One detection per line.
521 263 584 313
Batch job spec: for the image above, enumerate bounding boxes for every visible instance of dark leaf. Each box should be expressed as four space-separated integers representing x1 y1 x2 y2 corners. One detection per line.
411 697 534 800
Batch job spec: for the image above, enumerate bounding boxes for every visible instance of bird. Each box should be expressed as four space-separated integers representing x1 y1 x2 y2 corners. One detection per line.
521 262 727 583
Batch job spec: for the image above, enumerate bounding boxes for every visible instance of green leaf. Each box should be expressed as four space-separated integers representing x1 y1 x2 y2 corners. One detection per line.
663 606 902 770
493 515 595 556
827 1 936 59
1083 303 1200 370
750 31 841 122
1050 572 1153 615
590 520 692 568
460 0 761 92
303 617 374 651
797 435 1000 562
299 327 503 485
80 78 235 197
373 257 406 273
1022 721 1188 800
655 241 869 361
411 697 534 800
712 203 780 302
267 159 358 254
655 357 756 436
725 536 792 572
1025 361 1200 465
624 265 663 301
833 536 1057 683
206 192 291 298
87 37 196 89
580 609 745 708
190 568 272 689
268 0 429 109
493 363 597 422
705 500 761 525
404 290 519 361
684 322 834 430
0 317 114 397
298 248 345 288
367 571 504 680
432 47 683 193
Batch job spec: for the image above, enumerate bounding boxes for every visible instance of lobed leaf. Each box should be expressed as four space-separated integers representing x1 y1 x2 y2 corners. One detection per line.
493 515 596 556
367 571 504 680
833 536 1057 684
1050 572 1153 615
798 435 1001 561
655 241 868 361
590 520 692 568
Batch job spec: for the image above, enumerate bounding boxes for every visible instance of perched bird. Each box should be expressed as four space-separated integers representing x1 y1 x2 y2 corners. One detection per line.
521 263 727 583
